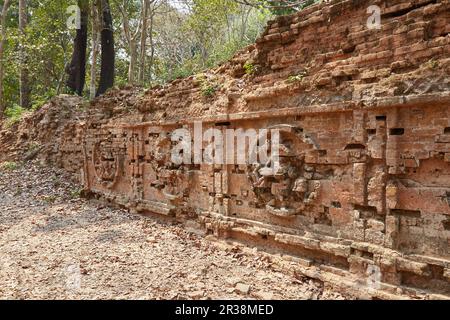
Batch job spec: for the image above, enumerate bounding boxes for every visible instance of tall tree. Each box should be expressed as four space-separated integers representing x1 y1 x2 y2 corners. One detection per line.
90 0 101 99
0 0 11 118
19 0 31 108
146 2 158 85
97 0 115 96
186 0 239 67
118 0 141 84
66 0 89 96
137 0 151 84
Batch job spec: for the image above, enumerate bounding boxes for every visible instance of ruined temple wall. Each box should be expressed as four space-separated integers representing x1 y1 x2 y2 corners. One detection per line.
11 0 449 299
83 103 450 243
80 99 450 298
75 0 450 299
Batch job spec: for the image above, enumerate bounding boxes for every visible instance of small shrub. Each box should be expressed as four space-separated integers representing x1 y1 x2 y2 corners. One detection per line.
31 89 56 111
244 62 256 75
4 105 27 127
43 195 57 204
70 188 83 199
0 161 19 171
27 142 40 152
194 73 207 85
428 59 439 69
195 73 219 98
287 71 308 83
201 85 217 97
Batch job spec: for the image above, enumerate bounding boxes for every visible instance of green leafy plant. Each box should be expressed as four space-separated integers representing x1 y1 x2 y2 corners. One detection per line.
195 73 219 97
201 85 217 97
287 71 308 83
31 89 57 111
244 62 256 75
27 142 40 152
70 188 83 199
194 73 208 84
0 161 19 171
43 195 57 204
428 58 439 69
4 105 27 127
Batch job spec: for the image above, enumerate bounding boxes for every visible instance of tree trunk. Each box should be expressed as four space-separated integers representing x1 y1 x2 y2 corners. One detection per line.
120 0 140 85
128 41 137 84
66 0 89 96
57 61 69 95
0 0 11 118
240 6 251 42
90 0 100 99
18 0 31 108
138 0 150 85
97 0 115 96
147 11 155 85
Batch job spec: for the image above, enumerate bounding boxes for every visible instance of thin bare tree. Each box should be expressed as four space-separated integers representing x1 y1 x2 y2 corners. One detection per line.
0 0 11 118
19 0 31 108
137 0 151 85
138 0 164 85
90 0 101 99
119 0 142 84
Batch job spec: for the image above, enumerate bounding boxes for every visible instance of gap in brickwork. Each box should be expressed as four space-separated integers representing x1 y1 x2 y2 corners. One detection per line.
331 201 342 208
391 209 421 218
342 45 356 54
354 205 378 218
400 267 450 296
381 0 437 20
315 206 333 226
344 143 366 150
389 128 405 136
443 218 450 231
215 122 231 127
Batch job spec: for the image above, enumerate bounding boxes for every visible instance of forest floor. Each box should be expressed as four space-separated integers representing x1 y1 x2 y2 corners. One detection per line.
0 162 348 300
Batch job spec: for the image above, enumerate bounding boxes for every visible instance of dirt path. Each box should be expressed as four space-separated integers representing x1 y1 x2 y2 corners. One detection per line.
0 162 347 300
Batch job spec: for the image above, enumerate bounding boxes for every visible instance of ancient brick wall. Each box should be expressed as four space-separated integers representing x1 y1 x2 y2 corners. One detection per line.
9 0 448 299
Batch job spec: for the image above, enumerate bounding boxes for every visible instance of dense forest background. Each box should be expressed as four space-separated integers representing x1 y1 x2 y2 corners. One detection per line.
0 0 319 123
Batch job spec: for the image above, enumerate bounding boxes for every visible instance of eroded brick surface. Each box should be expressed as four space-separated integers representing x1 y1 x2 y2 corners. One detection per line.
1 0 449 299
